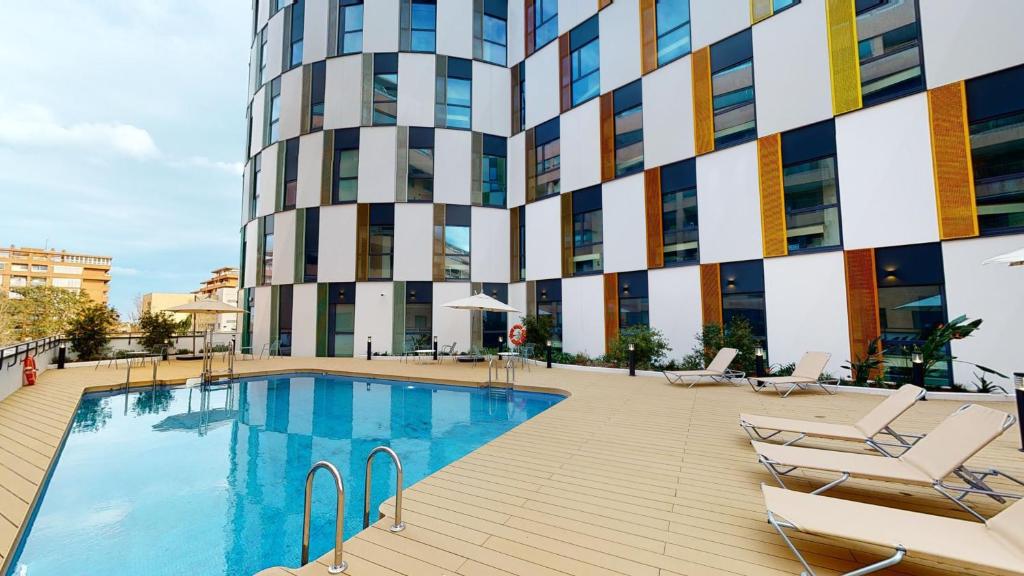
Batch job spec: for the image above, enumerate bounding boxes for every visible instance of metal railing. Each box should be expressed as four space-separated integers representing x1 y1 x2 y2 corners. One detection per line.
301 461 348 574
487 358 515 386
363 446 405 532
0 336 62 370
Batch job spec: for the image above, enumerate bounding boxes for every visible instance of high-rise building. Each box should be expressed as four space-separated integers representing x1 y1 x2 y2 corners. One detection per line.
0 246 112 303
197 267 240 333
239 0 1024 386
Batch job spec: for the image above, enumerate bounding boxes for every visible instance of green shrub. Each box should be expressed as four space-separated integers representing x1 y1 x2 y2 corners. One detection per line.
66 303 119 361
605 325 671 370
520 314 553 349
678 317 759 374
138 311 178 354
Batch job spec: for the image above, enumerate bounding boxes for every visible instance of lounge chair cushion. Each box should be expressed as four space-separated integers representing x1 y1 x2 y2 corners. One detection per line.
740 414 865 441
752 441 933 484
666 369 720 378
792 351 831 380
900 404 1012 481
706 347 738 373
763 485 1024 573
750 376 817 385
852 384 924 436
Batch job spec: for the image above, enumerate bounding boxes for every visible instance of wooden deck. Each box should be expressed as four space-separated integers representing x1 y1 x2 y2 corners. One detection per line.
0 357 1021 576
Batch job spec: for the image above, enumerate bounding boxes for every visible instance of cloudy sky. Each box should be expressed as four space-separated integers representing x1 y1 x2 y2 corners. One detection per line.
0 1 250 315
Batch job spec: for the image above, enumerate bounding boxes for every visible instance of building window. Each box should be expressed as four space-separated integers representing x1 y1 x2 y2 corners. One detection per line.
618 271 649 329
271 0 288 17
261 215 275 285
332 128 359 204
856 0 925 107
440 58 472 130
967 64 1024 235
373 54 398 126
251 153 262 219
534 117 560 200
328 283 356 357
288 0 305 69
875 243 949 387
570 16 600 107
612 80 643 178
408 128 434 202
267 77 282 144
781 119 842 253
368 204 394 280
661 158 699 265
303 207 319 282
720 259 767 345
572 186 603 275
482 135 507 208
443 205 471 280
404 282 433 350
310 60 325 131
711 30 756 148
259 27 268 85
656 0 690 66
482 283 508 348
536 279 562 346
535 0 558 50
283 137 299 210
513 61 526 134
478 0 507 66
518 207 526 280
409 0 437 53
278 284 293 356
10 276 27 288
339 0 363 54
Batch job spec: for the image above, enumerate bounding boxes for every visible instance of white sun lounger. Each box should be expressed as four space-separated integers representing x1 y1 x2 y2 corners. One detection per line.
762 484 1024 576
754 404 1023 521
740 384 926 455
748 351 835 397
662 347 743 387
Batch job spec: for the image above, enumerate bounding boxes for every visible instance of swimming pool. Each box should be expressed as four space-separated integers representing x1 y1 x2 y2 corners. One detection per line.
5 373 562 576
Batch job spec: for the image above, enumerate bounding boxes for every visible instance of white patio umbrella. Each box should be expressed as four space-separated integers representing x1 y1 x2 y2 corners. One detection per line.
441 292 519 313
165 298 247 355
982 247 1024 267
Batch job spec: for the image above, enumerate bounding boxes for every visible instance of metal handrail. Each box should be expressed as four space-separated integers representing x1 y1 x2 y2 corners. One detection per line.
0 336 62 370
301 461 348 574
487 358 497 384
505 358 515 383
363 446 405 532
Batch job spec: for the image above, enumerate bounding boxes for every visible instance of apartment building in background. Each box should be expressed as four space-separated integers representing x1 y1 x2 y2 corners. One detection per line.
142 268 241 333
238 0 1024 387
0 246 112 303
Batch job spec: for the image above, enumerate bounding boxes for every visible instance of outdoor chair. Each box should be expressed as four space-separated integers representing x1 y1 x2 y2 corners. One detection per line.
518 343 535 371
663 347 742 387
438 342 457 363
740 384 926 456
753 404 1024 521
748 351 835 397
762 484 1024 576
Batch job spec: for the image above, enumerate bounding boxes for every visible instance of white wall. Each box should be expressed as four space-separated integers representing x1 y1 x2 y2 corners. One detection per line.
364 0 400 53
559 98 601 192
394 203 434 281
525 195 562 280
437 0 473 59
649 266 702 362
598 0 640 94
244 220 259 288
943 236 1024 386
602 174 647 273
691 0 748 50
354 282 394 356
272 210 297 285
837 93 939 250
279 66 303 141
643 55 694 169
561 275 605 356
258 142 279 217
433 282 473 351
265 13 284 80
508 131 526 207
250 85 265 158
471 207 509 283
318 205 357 282
398 53 436 127
291 283 319 357
358 127 397 203
920 0 1024 88
324 55 363 129
558 0 597 35
472 62 511 136
753 1 832 136
508 282 527 327
434 129 472 205
696 141 762 263
303 0 329 65
508 0 524 65
763 252 850 375
525 41 560 129
253 285 272 354
296 131 324 209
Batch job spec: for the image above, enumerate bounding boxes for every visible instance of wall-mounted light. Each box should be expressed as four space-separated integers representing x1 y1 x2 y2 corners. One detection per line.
726 278 736 288
409 290 417 301
622 284 630 296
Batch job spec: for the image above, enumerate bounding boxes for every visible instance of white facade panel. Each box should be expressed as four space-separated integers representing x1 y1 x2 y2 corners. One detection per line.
303 0 330 65
696 141 762 263
763 252 850 375
253 286 272 354
558 0 597 36
241 161 253 226
279 67 304 142
433 283 473 351
363 0 400 53
266 13 284 80
250 86 265 158
434 129 472 205
317 204 357 282
561 275 605 356
943 236 1024 386
602 174 647 273
291 283 319 357
598 0 641 94
525 196 562 280
258 143 279 217
643 55 695 169
507 282 527 329
398 53 437 127
837 94 939 250
272 210 297 285
525 41 560 129
920 0 1024 88
471 207 509 283
691 0 748 50
648 266 702 362
296 132 324 209
472 62 511 136
394 203 435 281
752 1 833 136
559 98 601 192
358 127 397 203
324 55 363 130
508 0 524 65
244 220 259 288
508 132 526 208
437 0 473 59
354 282 394 356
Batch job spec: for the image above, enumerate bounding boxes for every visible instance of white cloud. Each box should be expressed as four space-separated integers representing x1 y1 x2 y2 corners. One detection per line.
111 266 140 276
0 102 160 158
171 156 245 177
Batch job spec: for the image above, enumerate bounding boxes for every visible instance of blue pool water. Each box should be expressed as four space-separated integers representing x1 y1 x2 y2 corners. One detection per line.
6 373 561 576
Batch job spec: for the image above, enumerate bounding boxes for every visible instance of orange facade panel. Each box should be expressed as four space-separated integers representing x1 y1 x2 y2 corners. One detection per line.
355 204 370 282
644 167 664 269
757 133 788 258
560 192 574 277
825 0 862 115
691 47 714 156
599 92 616 182
844 249 881 371
559 34 572 113
524 0 536 57
603 272 619 353
751 0 773 23
639 0 657 75
598 0 613 9
928 81 979 240
699 263 722 327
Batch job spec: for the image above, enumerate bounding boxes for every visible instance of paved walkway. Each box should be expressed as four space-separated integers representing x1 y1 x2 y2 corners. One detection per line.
0 358 1020 576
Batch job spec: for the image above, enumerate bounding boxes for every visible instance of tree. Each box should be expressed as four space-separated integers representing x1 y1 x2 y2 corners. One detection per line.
66 303 119 361
6 285 90 341
137 311 178 355
0 292 13 346
520 314 553 349
605 325 671 369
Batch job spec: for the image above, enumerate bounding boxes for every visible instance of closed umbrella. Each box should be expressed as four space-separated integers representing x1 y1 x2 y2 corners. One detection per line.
441 292 519 313
982 248 1024 267
165 298 247 355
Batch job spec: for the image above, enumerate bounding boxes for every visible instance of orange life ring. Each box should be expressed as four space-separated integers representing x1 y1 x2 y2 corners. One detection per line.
508 324 527 347
22 355 38 387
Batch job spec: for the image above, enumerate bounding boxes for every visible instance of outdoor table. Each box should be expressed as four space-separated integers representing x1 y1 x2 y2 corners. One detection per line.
413 349 436 362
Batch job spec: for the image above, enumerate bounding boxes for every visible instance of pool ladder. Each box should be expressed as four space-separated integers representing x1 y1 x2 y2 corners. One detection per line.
487 357 515 386
299 447 405 573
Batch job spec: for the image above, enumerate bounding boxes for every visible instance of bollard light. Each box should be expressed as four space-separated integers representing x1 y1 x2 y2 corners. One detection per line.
366 336 372 361
755 345 765 378
546 340 552 369
498 335 504 352
432 335 438 361
628 343 636 377
1015 372 1024 452
911 351 924 387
